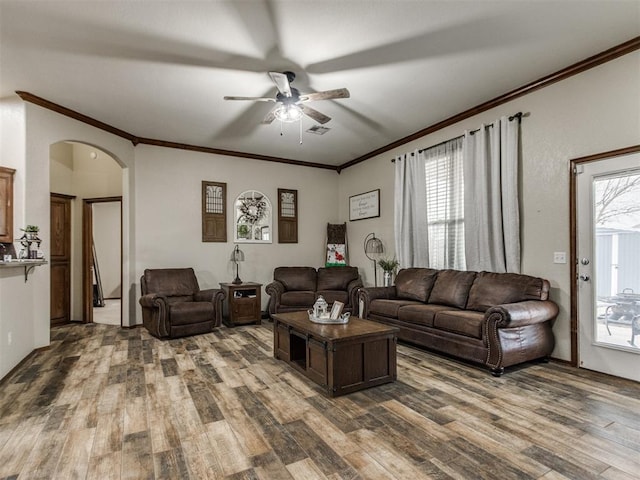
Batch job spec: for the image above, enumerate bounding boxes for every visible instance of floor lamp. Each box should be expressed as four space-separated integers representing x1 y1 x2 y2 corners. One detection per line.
364 233 384 287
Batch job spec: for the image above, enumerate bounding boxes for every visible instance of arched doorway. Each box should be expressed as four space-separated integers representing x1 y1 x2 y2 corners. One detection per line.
49 142 123 326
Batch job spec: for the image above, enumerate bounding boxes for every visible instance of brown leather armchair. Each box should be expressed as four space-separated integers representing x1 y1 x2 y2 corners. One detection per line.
139 268 225 339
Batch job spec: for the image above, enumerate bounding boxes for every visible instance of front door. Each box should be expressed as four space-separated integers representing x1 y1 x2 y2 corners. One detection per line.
50 193 74 326
575 150 640 382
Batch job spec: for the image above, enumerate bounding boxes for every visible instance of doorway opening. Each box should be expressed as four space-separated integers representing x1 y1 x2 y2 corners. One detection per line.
83 198 122 325
49 142 124 327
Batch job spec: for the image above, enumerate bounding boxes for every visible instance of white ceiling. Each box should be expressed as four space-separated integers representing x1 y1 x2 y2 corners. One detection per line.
1 1 638 167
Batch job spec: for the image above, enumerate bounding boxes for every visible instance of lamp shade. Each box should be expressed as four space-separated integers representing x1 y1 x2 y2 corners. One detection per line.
231 244 245 263
364 233 383 260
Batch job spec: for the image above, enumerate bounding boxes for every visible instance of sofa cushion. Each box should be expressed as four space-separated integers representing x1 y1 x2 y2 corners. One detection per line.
169 302 214 325
317 266 359 291
280 291 316 307
370 299 422 318
395 268 438 302
466 272 547 312
429 270 477 309
433 310 484 339
397 304 453 327
274 267 317 291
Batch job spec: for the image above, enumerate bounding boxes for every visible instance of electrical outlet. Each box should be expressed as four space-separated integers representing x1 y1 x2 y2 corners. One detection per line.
7 332 12 345
553 252 567 264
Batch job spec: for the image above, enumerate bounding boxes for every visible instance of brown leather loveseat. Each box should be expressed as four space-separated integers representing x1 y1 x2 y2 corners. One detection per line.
266 266 363 316
139 268 225 339
359 268 558 376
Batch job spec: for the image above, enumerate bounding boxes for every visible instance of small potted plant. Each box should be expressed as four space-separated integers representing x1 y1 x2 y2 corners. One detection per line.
377 257 400 287
20 225 40 240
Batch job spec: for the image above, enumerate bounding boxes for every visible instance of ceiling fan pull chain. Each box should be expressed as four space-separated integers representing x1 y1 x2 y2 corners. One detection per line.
280 121 283 136
299 119 303 145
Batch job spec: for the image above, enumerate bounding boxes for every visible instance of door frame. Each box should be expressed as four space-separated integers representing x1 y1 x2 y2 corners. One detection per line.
82 196 123 324
569 144 640 367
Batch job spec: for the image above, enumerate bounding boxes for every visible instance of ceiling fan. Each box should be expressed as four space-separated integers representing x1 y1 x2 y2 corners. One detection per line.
223 71 350 125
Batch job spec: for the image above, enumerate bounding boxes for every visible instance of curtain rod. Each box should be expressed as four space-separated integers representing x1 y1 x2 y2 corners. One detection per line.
391 112 524 162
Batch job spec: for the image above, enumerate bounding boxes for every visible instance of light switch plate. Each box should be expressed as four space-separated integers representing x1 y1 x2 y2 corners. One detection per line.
553 252 567 264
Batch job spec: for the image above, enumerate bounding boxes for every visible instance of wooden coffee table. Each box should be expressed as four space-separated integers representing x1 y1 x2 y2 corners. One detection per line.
272 311 399 397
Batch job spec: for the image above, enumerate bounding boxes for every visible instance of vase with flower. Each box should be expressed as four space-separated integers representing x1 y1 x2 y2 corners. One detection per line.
377 257 400 287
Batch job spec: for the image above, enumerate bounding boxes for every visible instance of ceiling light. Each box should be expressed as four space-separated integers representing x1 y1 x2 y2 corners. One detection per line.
274 104 302 123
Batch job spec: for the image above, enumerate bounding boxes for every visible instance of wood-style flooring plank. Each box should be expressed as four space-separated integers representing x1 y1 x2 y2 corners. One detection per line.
0 323 639 480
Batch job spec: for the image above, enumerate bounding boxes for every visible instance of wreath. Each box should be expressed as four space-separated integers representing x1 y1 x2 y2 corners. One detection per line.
239 198 267 224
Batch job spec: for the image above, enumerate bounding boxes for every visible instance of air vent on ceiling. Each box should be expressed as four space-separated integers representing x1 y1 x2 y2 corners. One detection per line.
306 125 330 135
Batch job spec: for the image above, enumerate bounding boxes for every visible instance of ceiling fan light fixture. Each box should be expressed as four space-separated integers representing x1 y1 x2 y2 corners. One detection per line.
274 104 303 123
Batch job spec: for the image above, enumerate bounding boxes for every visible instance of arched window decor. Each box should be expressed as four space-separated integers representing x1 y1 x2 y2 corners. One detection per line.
234 190 272 243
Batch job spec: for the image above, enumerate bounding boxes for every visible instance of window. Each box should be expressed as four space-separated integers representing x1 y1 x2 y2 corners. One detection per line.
234 190 272 243
423 138 465 269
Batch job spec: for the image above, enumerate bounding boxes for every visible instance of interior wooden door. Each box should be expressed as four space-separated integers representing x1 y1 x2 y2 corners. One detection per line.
50 193 73 326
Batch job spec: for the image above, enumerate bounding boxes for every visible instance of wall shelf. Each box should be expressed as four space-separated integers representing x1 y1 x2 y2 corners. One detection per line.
0 259 47 282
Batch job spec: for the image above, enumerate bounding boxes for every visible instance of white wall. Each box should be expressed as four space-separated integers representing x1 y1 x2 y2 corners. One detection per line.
337 51 640 362
134 145 340 312
93 201 122 299
0 97 30 379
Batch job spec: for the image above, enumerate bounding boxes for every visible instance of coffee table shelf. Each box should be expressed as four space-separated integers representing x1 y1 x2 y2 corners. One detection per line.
272 311 398 397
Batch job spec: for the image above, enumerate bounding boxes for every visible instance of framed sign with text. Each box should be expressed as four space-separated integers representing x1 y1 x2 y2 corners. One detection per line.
349 189 380 221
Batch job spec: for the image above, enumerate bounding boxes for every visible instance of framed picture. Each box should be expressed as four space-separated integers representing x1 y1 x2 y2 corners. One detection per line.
330 301 344 320
349 189 380 221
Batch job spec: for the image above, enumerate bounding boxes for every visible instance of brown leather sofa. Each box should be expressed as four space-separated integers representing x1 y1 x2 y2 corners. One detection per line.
139 268 225 339
266 266 363 316
359 268 558 376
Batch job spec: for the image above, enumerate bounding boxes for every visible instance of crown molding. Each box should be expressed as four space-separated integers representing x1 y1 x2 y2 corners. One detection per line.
135 137 337 170
15 91 337 171
15 91 137 143
339 36 640 170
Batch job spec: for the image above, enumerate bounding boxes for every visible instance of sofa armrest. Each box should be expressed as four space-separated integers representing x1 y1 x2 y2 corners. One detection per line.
486 300 559 329
265 280 285 297
358 286 397 318
484 300 558 372
139 293 167 308
194 288 224 303
265 281 285 315
346 277 364 309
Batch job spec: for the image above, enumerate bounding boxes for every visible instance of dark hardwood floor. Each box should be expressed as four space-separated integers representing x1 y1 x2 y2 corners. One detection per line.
0 322 638 479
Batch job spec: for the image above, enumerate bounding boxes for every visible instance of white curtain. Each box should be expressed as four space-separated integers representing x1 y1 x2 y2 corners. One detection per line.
463 116 521 273
394 150 429 268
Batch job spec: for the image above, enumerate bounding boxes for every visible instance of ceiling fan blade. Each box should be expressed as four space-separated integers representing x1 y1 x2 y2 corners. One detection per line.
268 71 292 97
224 96 275 102
299 105 331 124
261 108 277 124
299 88 350 102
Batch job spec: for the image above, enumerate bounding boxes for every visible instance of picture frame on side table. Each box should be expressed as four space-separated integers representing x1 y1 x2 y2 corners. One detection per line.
349 189 380 221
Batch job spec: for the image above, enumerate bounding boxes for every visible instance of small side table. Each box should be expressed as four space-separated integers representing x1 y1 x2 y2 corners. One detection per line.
219 282 262 327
